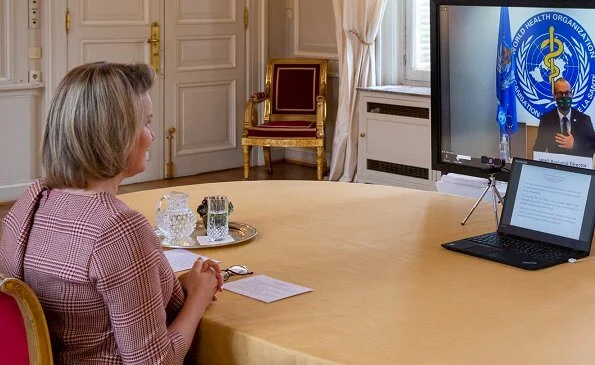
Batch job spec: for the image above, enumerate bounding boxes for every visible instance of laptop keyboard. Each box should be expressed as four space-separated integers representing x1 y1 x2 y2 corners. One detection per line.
468 232 575 261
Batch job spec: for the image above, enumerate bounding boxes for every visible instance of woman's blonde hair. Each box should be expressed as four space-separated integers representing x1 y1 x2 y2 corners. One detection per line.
42 62 155 188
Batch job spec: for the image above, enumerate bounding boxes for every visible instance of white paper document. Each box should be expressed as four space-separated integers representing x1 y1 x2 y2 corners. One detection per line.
223 275 313 303
163 249 214 272
196 234 234 246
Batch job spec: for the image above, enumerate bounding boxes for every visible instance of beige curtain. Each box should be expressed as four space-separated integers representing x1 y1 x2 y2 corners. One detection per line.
329 0 387 182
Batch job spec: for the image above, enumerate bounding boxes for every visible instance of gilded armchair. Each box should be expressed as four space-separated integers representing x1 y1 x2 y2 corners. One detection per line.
242 58 328 180
0 274 53 365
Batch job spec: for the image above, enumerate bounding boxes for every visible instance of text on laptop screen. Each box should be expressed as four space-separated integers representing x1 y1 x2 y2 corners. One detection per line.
510 164 590 240
500 159 595 252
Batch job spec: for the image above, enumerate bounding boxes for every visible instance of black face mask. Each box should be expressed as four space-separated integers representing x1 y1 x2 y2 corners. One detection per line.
556 96 572 112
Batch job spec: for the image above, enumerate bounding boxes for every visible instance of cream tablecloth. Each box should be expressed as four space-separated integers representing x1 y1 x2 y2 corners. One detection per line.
119 181 595 364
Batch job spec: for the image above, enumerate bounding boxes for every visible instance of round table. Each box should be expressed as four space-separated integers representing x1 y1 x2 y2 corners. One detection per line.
119 180 595 365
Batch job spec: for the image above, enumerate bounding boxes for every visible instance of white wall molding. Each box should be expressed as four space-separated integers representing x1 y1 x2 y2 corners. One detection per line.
0 0 11 82
0 181 37 203
246 0 267 99
0 87 43 202
78 0 151 26
43 0 68 112
0 1 44 203
0 83 44 93
247 0 268 166
9 1 29 84
176 0 235 25
292 0 337 59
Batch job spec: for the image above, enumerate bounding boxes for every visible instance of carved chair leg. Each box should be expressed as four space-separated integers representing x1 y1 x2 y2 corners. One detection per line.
243 145 252 179
263 147 272 174
316 147 325 180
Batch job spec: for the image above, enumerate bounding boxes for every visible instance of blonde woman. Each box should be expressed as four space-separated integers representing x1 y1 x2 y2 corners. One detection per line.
0 62 222 364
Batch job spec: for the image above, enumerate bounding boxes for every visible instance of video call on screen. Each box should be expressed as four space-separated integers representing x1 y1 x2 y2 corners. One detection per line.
435 4 595 171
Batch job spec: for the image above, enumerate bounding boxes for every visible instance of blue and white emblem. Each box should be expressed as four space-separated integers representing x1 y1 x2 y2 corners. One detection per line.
497 107 508 125
512 12 595 118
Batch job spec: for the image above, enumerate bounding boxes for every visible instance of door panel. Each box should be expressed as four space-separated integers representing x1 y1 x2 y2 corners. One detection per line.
177 35 236 71
66 0 246 181
165 0 246 176
176 0 235 23
80 40 147 63
80 0 149 24
178 81 236 153
67 0 162 184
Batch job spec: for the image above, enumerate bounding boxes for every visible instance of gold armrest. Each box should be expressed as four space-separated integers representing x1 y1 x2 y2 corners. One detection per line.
243 92 268 135
315 95 326 138
250 92 268 103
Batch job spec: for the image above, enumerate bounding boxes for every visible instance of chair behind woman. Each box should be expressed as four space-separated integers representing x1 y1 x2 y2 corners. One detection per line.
0 273 53 365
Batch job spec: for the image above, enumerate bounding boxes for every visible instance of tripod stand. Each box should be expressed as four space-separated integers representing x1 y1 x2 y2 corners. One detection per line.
461 168 504 226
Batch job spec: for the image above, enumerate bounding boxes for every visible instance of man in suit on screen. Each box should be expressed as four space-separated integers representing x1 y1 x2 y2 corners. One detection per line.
533 78 595 157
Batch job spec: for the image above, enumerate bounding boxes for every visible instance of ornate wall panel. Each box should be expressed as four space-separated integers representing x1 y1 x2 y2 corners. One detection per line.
293 0 337 58
0 88 43 201
80 0 149 25
177 0 234 24
177 35 236 71
0 0 9 81
176 81 236 155
81 39 148 64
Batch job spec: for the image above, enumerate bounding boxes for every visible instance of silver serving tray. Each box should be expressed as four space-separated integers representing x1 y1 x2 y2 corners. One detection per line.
155 222 258 249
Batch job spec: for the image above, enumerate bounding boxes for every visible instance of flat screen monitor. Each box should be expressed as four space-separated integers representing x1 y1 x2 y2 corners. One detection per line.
431 0 595 179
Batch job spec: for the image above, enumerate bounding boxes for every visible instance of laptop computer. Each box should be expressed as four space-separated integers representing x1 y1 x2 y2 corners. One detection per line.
442 157 595 270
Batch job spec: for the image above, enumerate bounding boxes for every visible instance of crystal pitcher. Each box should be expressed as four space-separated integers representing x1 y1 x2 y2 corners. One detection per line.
156 191 197 242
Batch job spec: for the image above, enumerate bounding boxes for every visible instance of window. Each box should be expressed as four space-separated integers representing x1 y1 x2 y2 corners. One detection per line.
407 0 430 80
376 0 430 86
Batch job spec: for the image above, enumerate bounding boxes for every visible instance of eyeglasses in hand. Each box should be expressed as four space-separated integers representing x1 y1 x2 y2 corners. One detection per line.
222 265 253 281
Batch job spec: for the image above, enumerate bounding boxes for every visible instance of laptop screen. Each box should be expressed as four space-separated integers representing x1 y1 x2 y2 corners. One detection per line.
499 158 595 253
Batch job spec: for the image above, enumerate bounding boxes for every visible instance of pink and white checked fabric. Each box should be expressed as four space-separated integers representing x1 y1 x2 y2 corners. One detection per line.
0 180 187 364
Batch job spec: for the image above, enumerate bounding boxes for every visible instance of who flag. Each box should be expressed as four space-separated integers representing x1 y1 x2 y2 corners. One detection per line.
496 7 518 134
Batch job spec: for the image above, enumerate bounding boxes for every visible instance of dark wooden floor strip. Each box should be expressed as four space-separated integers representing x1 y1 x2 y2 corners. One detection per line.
0 162 316 223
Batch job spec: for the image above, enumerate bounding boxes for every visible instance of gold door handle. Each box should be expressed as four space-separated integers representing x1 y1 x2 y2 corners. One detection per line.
360 132 366 138
147 22 160 73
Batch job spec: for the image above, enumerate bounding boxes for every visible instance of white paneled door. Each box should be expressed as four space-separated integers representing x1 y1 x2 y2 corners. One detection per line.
164 0 246 176
66 0 246 182
67 0 163 183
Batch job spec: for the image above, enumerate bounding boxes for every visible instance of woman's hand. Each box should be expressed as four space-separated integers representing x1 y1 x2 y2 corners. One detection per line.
170 258 221 353
182 258 219 309
200 259 224 299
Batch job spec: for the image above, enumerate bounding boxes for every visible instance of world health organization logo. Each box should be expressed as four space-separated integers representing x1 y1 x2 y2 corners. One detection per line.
512 12 595 118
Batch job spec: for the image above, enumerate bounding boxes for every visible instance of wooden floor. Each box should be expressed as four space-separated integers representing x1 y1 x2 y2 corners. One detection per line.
0 162 317 222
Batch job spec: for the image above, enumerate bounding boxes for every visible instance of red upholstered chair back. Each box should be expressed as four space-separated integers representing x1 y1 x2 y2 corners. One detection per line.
0 274 53 365
264 59 327 122
0 292 30 364
269 63 321 118
242 58 328 180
